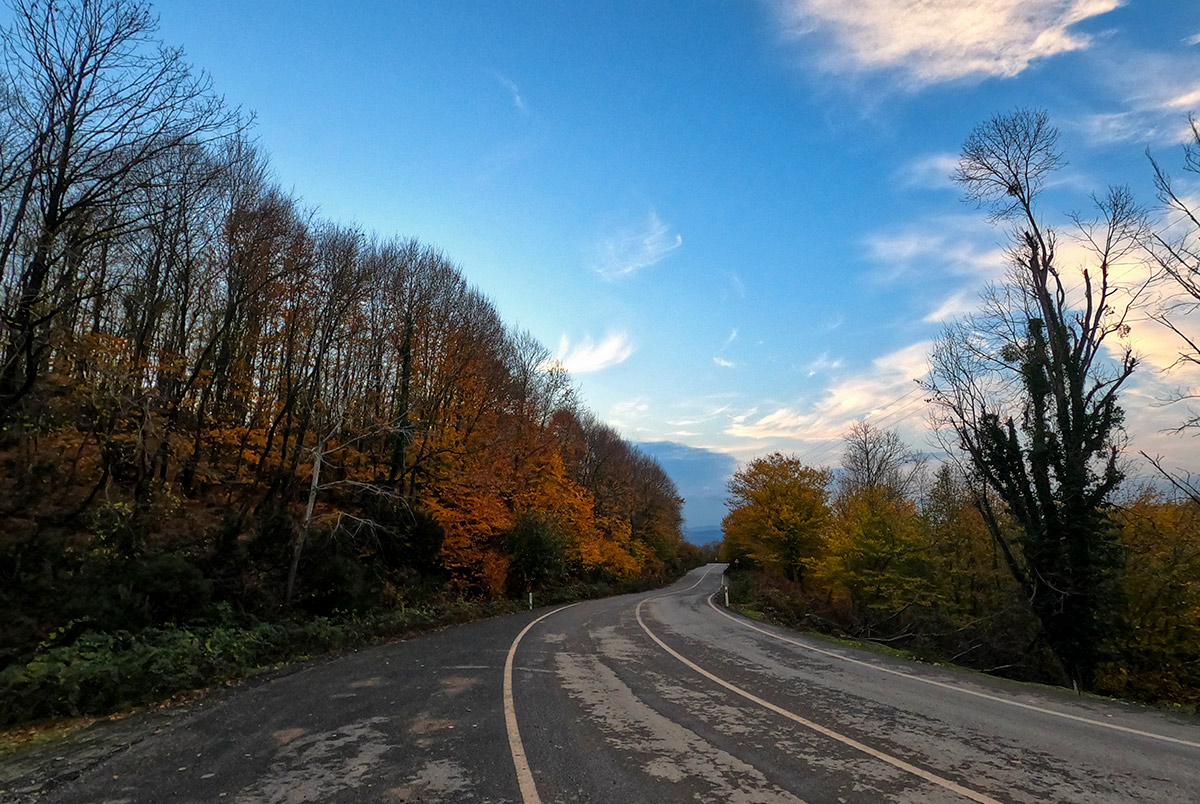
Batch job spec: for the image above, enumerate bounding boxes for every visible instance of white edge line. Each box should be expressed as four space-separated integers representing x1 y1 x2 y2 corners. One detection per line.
504 602 579 804
706 594 1200 751
636 592 1004 804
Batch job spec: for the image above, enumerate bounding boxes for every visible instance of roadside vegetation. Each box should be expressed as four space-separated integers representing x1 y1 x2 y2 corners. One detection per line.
0 0 699 729
724 109 1200 709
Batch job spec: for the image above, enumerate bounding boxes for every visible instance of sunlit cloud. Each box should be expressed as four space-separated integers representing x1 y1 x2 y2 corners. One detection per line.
552 332 635 373
726 341 932 450
595 210 683 280
923 290 980 323
713 356 736 368
774 0 1121 87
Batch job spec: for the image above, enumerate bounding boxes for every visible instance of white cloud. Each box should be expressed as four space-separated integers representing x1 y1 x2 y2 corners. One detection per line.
496 73 528 114
805 352 843 376
1187 33 1200 47
711 328 740 367
897 152 960 190
666 403 735 428
609 396 651 430
551 332 635 373
864 216 1008 284
726 272 747 298
775 0 1121 87
1078 111 1165 146
595 211 683 280
1076 50 1200 147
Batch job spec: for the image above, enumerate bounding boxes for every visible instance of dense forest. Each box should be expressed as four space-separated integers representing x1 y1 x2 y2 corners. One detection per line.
724 110 1200 707
0 0 693 725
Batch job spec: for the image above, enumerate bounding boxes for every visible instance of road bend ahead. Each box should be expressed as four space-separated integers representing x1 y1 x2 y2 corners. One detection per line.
11 564 1200 803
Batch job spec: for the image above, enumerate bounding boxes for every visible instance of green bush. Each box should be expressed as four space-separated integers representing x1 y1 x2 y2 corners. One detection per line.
0 568 681 728
0 599 512 727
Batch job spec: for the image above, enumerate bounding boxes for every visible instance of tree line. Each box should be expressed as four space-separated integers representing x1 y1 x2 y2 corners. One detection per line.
0 0 691 671
724 109 1200 705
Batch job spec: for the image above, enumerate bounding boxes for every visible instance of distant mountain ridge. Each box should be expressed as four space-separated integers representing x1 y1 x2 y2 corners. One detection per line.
635 441 735 540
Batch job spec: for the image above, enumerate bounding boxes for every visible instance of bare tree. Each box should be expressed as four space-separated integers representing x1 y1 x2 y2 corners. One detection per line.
1147 116 1200 382
1143 116 1200 503
0 0 240 421
925 109 1150 690
840 420 925 502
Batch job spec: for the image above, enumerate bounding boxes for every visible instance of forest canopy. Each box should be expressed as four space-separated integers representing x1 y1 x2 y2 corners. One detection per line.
0 0 692 701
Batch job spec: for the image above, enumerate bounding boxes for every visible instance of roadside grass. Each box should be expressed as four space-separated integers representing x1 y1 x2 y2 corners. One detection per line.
724 598 1200 716
0 574 678 753
730 600 929 663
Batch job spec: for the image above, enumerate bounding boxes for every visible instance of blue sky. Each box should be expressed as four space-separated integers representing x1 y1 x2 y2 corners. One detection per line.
152 0 1200 530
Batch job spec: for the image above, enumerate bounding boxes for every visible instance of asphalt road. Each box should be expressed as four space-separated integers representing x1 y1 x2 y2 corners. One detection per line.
5 563 1199 803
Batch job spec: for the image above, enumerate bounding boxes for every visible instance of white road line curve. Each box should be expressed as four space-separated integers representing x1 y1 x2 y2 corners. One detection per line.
706 594 1200 751
504 602 579 804
635 592 1005 804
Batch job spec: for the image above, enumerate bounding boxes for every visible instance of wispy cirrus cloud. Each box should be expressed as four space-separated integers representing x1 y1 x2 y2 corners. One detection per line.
495 73 528 114
595 210 683 280
864 215 1008 285
551 332 635 373
609 396 651 431
1076 49 1200 147
774 0 1121 87
897 152 960 190
712 328 739 368
805 352 842 376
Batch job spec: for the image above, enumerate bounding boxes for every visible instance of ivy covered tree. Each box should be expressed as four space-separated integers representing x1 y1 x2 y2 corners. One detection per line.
925 109 1148 690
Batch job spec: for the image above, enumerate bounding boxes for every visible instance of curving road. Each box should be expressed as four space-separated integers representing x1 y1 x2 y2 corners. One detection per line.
6 564 1199 803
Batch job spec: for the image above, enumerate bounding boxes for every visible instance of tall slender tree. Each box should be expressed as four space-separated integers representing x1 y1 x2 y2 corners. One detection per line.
926 109 1149 689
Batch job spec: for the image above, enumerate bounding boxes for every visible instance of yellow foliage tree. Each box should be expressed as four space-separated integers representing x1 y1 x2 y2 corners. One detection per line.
1097 490 1200 704
821 487 927 626
722 453 832 584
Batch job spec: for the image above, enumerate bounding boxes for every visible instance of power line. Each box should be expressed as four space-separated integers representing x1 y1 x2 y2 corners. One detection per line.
785 384 922 466
792 383 932 468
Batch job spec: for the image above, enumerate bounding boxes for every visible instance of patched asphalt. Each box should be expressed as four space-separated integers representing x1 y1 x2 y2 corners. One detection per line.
4 564 1199 803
